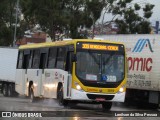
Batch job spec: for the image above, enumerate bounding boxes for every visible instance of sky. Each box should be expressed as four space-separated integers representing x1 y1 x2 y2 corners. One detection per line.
100 0 160 25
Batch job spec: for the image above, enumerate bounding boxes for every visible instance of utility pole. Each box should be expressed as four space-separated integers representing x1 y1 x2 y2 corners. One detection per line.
13 0 19 47
90 12 95 39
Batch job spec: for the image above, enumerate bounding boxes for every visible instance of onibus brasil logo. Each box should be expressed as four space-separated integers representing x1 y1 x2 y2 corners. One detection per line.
132 39 154 52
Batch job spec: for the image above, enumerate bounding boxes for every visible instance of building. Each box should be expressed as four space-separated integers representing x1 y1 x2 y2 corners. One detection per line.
16 32 47 46
93 22 119 35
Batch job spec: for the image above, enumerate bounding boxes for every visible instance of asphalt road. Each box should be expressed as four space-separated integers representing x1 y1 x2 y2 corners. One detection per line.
0 94 159 120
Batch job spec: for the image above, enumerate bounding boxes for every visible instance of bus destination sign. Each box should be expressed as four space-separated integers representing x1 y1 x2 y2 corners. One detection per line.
81 43 119 51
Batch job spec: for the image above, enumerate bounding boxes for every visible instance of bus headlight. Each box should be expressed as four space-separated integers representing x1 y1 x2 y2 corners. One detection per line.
74 82 84 91
119 87 124 93
118 85 125 93
76 84 81 90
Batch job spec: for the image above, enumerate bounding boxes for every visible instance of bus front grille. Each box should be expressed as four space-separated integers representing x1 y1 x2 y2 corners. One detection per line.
86 94 114 100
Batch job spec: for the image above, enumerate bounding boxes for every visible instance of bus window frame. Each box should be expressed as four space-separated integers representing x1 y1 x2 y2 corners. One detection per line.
23 49 31 69
47 47 57 68
39 48 48 70
31 49 40 69
55 47 66 70
17 50 24 69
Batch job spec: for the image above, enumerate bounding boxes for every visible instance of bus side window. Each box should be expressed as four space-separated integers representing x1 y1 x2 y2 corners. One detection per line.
56 47 66 70
17 51 23 69
32 50 40 69
39 53 47 69
65 51 73 74
47 47 57 68
23 50 30 69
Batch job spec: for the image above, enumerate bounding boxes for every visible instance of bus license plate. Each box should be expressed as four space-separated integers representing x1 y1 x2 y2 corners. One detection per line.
96 98 105 101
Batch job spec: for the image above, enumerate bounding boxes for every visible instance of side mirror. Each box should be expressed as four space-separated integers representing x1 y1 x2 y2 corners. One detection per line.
71 54 77 62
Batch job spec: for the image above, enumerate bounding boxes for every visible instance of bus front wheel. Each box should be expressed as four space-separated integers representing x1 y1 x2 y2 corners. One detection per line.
57 85 68 106
102 102 112 111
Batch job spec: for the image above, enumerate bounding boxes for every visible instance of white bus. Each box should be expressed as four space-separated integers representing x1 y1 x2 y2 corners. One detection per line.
15 39 127 110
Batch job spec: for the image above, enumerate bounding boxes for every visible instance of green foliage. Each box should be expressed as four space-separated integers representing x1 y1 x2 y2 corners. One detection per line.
0 24 12 46
143 4 155 19
20 0 105 40
0 0 155 43
112 0 154 34
115 19 129 34
143 4 155 12
86 0 104 20
137 21 151 34
0 0 17 46
134 3 140 11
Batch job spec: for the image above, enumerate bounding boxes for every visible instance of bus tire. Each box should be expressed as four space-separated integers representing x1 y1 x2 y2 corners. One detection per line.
30 87 34 103
2 84 8 97
57 85 68 106
8 84 13 97
102 102 112 111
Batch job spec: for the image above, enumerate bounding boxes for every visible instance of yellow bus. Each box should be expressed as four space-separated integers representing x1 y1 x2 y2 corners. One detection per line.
15 39 127 110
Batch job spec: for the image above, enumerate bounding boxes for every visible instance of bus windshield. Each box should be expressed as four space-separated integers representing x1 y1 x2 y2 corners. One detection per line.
76 51 124 83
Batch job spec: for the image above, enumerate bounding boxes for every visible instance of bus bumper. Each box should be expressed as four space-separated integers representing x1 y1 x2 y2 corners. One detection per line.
70 89 125 102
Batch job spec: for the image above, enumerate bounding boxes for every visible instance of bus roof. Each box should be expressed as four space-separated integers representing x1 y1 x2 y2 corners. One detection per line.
19 39 123 49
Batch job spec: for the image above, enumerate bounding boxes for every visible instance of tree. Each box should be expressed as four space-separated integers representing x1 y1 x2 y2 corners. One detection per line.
0 24 12 46
0 0 17 46
20 0 104 40
85 0 105 38
20 0 79 40
99 0 154 34
112 0 154 34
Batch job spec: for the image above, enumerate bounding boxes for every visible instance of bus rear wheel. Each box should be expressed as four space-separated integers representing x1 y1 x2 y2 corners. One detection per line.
102 102 112 111
57 85 68 106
